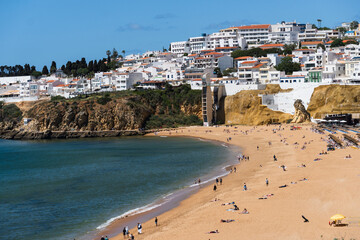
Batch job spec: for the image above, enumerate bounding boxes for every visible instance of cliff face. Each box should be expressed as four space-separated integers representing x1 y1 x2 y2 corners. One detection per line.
24 98 152 132
307 85 360 119
224 85 293 125
0 85 203 139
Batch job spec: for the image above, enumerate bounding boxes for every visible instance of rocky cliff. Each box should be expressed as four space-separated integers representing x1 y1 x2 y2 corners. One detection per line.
291 99 311 123
307 85 360 119
0 85 202 139
224 85 293 125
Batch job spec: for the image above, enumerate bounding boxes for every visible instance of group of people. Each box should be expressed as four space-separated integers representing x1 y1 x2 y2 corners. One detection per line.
120 217 158 239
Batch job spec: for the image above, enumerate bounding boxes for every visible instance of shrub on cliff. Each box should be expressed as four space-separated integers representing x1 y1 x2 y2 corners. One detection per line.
145 114 202 129
1 103 22 121
51 96 66 101
97 93 111 105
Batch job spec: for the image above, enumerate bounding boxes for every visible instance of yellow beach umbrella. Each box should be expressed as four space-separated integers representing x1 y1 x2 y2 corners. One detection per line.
330 214 346 221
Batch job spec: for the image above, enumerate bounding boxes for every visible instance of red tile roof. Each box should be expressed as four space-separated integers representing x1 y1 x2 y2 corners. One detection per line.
293 49 316 52
241 60 258 64
301 41 323 45
234 56 252 60
234 24 271 30
259 43 284 49
204 52 223 56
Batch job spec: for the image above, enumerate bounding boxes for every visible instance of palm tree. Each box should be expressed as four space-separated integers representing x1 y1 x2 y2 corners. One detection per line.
122 50 125 59
317 19 322 29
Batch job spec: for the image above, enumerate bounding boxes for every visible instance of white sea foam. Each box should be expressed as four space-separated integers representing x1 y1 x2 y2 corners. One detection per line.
96 203 163 230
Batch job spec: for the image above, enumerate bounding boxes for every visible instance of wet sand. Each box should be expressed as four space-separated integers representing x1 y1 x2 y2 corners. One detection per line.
108 124 360 240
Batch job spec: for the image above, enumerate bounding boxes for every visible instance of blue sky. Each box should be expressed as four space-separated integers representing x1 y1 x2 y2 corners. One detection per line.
0 0 359 69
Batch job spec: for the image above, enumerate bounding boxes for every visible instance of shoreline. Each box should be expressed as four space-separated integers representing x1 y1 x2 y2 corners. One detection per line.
108 124 360 240
85 135 240 240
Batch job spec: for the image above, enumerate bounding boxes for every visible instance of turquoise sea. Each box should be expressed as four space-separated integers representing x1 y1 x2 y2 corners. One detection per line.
0 136 236 240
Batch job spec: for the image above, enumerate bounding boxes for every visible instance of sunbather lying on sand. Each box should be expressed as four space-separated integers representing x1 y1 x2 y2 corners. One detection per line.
207 230 219 234
221 201 235 206
314 158 321 161
258 193 274 199
299 178 308 181
279 184 288 188
241 208 249 214
220 219 235 223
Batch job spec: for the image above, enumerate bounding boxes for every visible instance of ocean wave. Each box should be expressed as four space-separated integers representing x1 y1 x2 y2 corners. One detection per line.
96 203 163 230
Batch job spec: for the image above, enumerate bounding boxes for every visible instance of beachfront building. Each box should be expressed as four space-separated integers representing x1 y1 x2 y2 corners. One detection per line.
236 60 263 82
279 75 305 83
306 68 322 82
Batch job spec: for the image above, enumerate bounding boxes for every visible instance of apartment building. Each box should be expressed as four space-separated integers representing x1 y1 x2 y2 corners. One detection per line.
268 21 302 44
170 41 190 57
194 52 233 70
298 28 339 42
221 24 271 46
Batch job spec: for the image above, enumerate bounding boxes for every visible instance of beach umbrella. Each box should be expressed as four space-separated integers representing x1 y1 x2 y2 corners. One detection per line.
330 214 346 221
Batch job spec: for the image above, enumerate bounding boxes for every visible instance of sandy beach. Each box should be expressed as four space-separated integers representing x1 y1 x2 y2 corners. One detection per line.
106 124 360 240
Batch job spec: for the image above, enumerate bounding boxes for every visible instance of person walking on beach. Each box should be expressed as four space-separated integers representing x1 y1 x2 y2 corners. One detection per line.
273 155 277 161
105 236 109 240
155 217 158 226
243 183 247 191
123 227 126 238
216 178 219 185
213 184 217 191
129 233 134 240
234 167 236 173
137 223 142 234
125 226 129 237
266 178 269 186
220 178 223 185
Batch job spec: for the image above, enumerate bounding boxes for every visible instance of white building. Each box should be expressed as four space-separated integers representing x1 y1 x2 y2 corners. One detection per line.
269 21 302 44
221 24 271 46
170 41 190 57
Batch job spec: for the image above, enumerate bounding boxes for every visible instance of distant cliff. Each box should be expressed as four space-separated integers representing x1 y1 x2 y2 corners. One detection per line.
224 85 293 125
307 85 360 119
0 84 202 139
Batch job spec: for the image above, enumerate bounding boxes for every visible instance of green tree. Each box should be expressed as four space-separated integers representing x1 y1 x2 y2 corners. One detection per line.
42 65 49 75
317 43 326 51
106 50 111 62
50 61 57 73
213 67 222 77
350 21 359 30
122 50 126 58
330 38 345 48
283 44 296 55
183 53 188 56
31 71 42 78
222 68 236 76
112 48 118 60
275 56 301 75
337 27 347 37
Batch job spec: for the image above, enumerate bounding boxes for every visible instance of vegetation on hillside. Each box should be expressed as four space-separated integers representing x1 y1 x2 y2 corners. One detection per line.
0 102 22 121
49 84 202 129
